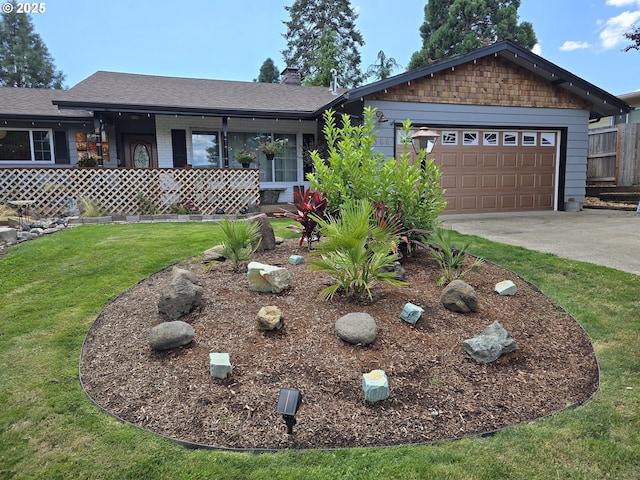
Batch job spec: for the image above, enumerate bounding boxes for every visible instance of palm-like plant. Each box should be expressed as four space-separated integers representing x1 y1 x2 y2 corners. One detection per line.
309 200 406 301
218 219 261 272
428 227 485 285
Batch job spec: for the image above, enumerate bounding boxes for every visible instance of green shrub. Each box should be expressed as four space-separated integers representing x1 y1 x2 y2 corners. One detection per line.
308 199 406 301
217 219 261 272
307 108 447 235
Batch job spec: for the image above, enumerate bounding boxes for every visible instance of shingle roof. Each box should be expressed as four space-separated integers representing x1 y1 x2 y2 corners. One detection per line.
0 87 92 119
53 71 344 119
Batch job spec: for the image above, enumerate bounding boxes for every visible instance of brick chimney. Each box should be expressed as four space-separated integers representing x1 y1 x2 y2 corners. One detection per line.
280 67 302 86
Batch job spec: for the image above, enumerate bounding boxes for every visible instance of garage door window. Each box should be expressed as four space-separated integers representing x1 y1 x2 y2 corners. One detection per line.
463 132 478 146
441 131 458 145
483 132 498 146
541 133 555 146
503 132 518 146
522 132 537 146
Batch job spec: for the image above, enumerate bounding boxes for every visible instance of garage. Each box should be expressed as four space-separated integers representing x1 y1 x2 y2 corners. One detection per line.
430 129 558 213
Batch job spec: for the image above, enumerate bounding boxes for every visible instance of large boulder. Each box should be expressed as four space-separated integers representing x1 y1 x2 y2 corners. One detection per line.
157 267 204 320
247 262 291 293
335 312 377 345
247 214 276 252
463 321 517 364
149 321 195 351
203 245 226 263
0 227 17 246
441 279 478 313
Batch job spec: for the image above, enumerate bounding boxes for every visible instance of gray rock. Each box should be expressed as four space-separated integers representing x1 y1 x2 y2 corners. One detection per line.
247 213 276 252
378 261 407 281
157 267 204 320
0 227 17 246
441 279 478 313
149 320 195 351
257 305 284 330
463 321 517 364
247 261 291 293
495 280 517 296
203 245 226 263
335 312 377 345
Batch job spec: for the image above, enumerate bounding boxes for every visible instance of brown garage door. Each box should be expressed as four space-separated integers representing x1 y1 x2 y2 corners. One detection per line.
406 129 557 214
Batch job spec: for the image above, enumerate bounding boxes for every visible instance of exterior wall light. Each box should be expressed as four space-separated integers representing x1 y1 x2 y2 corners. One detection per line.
411 127 440 154
276 387 302 434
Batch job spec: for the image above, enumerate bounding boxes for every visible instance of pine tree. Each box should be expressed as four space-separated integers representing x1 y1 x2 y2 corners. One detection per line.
366 50 400 81
282 0 364 88
408 0 536 70
623 25 640 52
0 1 65 88
257 58 280 83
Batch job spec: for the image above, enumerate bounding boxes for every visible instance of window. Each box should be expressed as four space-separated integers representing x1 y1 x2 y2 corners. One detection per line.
0 128 54 162
503 132 518 146
463 131 479 146
522 132 537 146
483 132 498 146
259 133 297 182
192 131 220 167
441 131 458 145
540 132 555 146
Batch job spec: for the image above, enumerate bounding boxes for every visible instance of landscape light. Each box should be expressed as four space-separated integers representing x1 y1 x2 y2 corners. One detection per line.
276 387 302 434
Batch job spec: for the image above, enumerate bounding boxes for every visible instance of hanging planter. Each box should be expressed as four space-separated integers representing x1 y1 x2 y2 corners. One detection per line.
259 137 287 160
233 149 257 168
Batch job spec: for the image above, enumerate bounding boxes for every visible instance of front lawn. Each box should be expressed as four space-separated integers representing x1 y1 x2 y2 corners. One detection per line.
0 220 638 479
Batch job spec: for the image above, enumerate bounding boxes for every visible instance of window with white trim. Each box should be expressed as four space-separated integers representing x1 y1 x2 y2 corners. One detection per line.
0 128 54 162
463 131 479 146
483 132 498 145
441 131 458 145
540 132 555 146
192 131 220 167
522 132 537 146
503 132 518 146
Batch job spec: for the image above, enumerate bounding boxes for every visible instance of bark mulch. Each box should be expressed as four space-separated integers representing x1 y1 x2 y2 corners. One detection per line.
80 239 599 451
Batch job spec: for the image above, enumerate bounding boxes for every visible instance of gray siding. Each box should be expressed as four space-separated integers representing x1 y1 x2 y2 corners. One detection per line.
366 100 590 208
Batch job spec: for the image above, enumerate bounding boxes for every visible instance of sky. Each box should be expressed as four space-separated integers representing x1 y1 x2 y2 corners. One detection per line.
23 0 640 96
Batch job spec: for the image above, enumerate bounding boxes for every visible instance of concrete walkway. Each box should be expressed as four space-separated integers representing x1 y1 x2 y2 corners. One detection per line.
441 209 640 276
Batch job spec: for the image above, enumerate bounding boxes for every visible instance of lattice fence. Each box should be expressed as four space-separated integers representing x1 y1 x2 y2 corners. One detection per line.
0 167 260 217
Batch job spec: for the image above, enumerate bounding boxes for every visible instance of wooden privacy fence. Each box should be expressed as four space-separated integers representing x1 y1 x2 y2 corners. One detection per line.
588 124 640 186
0 167 260 217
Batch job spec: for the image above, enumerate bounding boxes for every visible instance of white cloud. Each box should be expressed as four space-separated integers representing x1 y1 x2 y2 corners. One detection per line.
531 43 542 56
606 0 640 7
599 10 640 49
559 41 592 51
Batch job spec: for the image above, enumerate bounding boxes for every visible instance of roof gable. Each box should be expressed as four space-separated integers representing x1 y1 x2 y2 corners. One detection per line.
345 40 629 119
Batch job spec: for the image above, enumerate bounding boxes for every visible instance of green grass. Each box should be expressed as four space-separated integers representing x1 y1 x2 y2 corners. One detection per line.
0 221 638 479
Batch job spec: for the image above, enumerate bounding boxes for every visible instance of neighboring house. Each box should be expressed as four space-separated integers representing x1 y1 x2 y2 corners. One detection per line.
590 90 640 128
0 40 629 213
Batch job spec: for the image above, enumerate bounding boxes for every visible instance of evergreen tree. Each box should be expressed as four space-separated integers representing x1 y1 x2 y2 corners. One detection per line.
257 57 280 83
366 50 400 81
623 25 640 52
304 26 340 87
408 0 536 70
0 0 65 88
282 0 365 88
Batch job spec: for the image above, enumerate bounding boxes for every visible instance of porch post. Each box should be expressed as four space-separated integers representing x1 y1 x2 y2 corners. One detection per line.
222 117 229 168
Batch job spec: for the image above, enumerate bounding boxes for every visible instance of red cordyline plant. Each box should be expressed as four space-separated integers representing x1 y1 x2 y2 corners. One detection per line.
278 187 328 248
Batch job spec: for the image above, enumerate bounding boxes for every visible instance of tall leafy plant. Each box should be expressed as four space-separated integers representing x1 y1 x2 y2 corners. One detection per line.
217 219 261 272
278 186 328 248
308 200 406 301
308 108 447 238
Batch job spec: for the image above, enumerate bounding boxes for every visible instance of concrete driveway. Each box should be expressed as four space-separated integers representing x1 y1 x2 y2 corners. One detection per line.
440 209 640 276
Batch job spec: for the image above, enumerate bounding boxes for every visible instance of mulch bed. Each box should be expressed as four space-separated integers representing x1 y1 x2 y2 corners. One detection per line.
80 239 599 451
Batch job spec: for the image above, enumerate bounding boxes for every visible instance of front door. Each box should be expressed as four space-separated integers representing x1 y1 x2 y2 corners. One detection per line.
124 135 158 168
